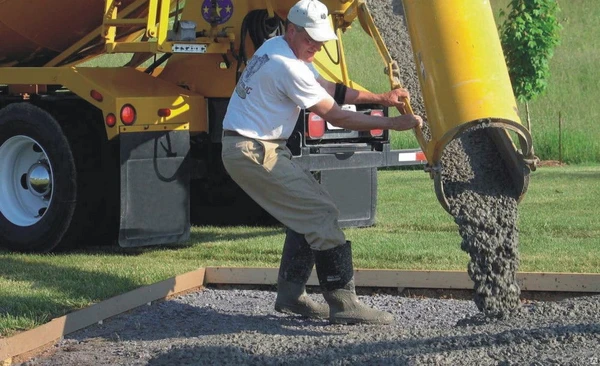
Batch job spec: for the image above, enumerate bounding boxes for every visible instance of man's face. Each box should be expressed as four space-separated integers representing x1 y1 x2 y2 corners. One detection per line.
288 26 324 62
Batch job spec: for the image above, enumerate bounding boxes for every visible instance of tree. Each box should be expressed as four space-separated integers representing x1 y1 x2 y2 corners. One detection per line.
499 0 562 131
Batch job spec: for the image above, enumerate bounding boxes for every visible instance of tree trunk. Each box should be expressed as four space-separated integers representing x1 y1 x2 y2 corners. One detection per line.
525 102 532 132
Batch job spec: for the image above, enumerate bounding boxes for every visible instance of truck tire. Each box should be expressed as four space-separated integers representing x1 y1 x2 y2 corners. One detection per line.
56 102 120 248
0 103 77 252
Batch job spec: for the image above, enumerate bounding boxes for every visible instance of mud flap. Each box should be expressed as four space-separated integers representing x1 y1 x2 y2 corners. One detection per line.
318 167 377 228
118 131 190 247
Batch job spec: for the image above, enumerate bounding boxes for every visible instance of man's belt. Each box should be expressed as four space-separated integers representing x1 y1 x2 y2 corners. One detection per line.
223 130 243 137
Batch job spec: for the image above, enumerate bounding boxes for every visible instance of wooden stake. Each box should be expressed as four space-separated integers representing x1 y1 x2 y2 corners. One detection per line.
558 111 563 164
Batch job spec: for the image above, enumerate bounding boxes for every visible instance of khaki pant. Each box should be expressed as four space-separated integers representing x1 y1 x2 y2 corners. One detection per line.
221 135 346 251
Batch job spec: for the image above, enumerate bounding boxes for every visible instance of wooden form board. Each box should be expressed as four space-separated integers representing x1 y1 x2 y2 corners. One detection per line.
204 267 600 292
0 268 206 364
2 267 600 364
203 268 474 289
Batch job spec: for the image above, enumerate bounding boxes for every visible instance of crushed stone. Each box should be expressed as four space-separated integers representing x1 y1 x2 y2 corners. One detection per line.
18 288 600 365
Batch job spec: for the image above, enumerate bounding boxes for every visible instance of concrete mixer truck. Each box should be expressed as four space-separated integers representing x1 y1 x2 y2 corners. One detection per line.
0 0 536 253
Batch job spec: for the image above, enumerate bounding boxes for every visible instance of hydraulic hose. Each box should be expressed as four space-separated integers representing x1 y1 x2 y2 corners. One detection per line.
237 10 284 82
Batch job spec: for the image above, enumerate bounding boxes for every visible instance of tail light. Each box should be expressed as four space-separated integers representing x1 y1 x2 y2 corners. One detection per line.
307 112 325 139
120 104 136 125
90 90 103 102
370 109 384 136
158 108 171 117
105 113 116 127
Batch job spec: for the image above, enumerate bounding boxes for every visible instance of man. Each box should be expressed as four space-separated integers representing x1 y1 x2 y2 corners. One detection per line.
221 0 423 324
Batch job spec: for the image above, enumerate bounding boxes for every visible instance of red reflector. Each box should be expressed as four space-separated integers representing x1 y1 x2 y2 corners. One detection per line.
105 113 116 127
307 112 325 139
157 108 171 117
90 90 103 102
120 104 136 125
370 110 384 136
416 151 427 161
370 109 383 137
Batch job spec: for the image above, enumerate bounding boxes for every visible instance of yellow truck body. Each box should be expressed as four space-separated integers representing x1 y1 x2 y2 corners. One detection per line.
0 0 534 252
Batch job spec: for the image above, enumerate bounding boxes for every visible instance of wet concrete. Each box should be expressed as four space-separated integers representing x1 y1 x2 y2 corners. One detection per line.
370 0 523 318
442 127 521 318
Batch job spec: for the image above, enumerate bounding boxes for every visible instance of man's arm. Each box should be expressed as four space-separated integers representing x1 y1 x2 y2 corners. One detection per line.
308 96 422 132
317 77 408 111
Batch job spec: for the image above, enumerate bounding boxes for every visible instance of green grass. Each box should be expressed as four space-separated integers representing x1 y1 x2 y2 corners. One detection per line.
493 0 600 164
517 166 600 272
1 165 599 337
342 0 600 163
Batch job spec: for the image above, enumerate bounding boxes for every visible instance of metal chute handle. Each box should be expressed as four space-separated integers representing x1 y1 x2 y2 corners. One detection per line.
387 61 429 157
353 1 427 153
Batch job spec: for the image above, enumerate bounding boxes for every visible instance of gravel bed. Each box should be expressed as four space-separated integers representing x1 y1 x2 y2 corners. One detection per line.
18 287 600 365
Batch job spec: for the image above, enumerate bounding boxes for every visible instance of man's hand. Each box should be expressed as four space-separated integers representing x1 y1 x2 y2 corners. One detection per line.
389 114 423 131
379 88 411 109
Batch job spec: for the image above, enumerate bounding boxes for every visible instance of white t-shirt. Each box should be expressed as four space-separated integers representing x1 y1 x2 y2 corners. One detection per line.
222 36 332 140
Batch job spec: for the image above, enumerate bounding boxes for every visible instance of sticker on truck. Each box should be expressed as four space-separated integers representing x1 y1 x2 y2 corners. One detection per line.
172 44 208 53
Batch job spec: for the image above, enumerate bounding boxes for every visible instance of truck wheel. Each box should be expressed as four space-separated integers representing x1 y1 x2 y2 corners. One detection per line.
0 103 77 252
57 103 120 248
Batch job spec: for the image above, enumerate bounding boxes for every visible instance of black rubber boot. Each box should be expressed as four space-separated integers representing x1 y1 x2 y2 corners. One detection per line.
274 229 329 319
314 242 394 325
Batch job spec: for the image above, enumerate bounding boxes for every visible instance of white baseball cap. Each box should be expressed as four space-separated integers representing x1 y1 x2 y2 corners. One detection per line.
287 0 338 42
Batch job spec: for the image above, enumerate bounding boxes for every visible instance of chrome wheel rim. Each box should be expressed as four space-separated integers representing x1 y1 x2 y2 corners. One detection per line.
0 135 54 226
